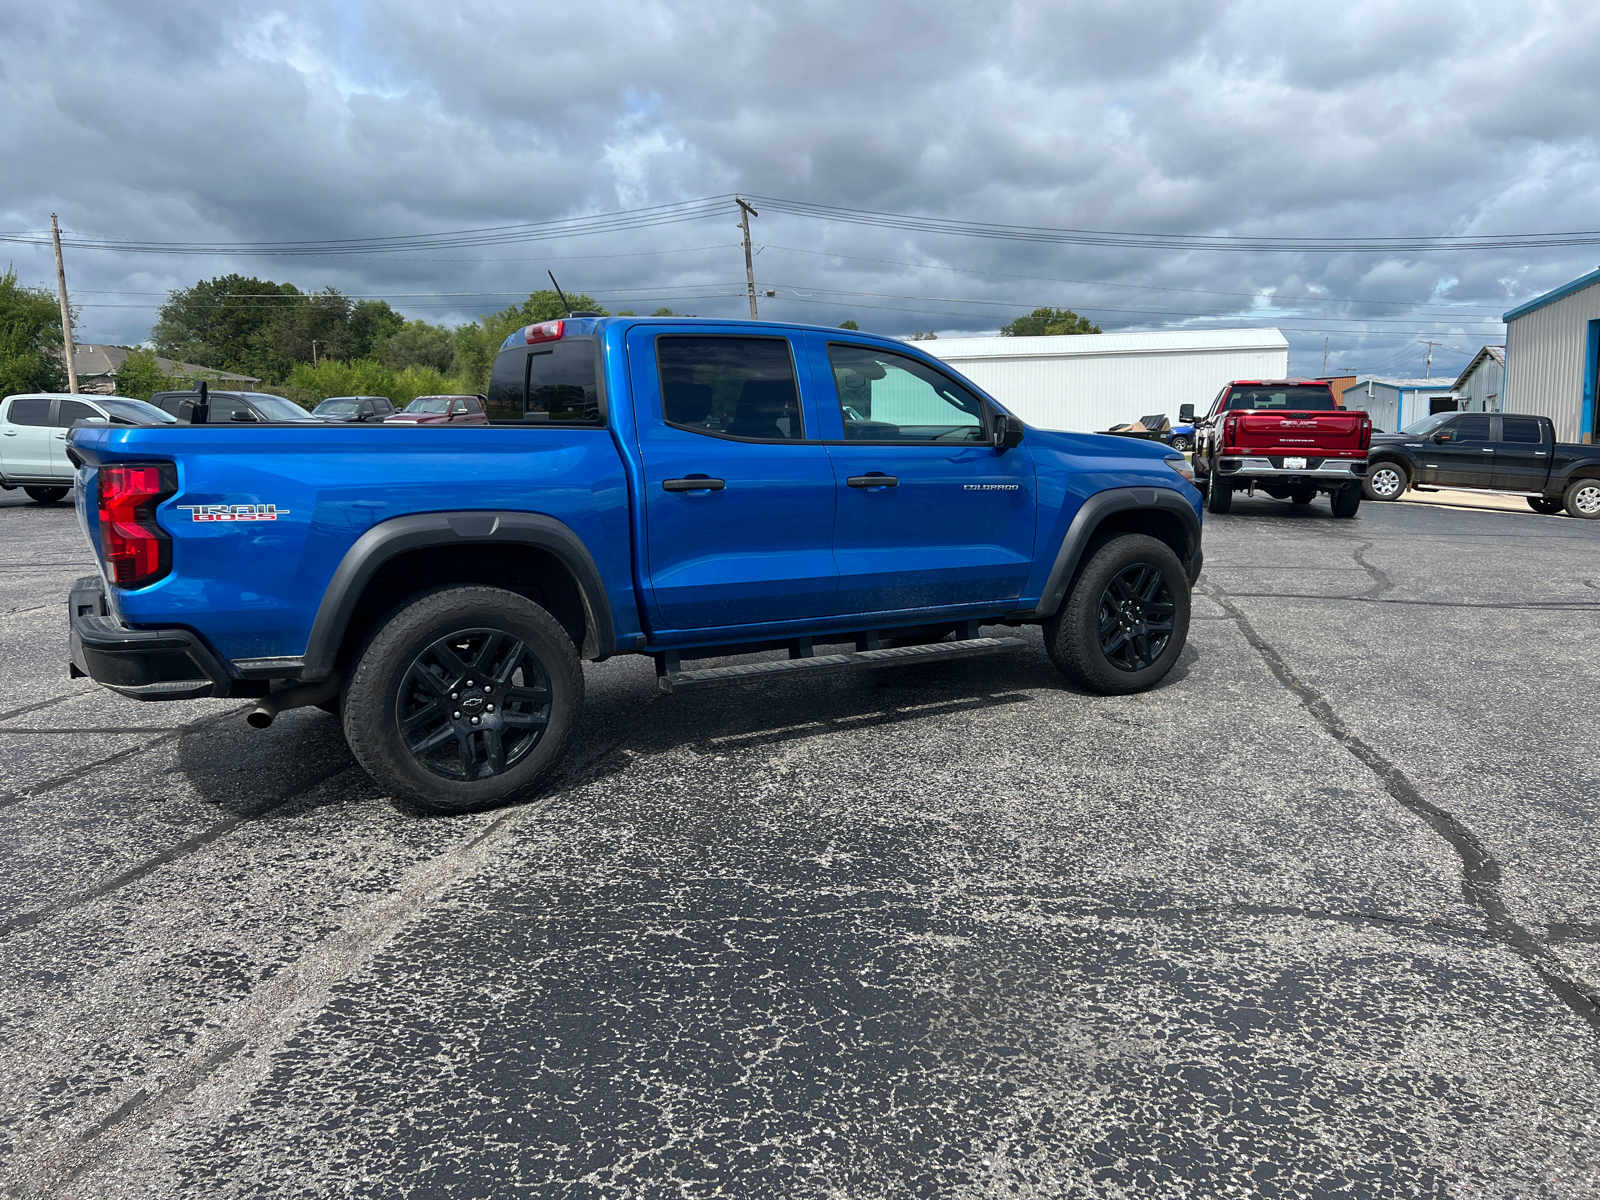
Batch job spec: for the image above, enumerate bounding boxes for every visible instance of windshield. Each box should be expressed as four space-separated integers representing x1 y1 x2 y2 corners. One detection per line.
314 399 361 416
100 399 175 424
405 396 455 414
243 394 317 422
1400 413 1455 436
1221 385 1337 412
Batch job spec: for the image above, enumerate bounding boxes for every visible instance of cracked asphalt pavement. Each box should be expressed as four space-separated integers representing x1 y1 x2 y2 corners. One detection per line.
2 486 1598 1198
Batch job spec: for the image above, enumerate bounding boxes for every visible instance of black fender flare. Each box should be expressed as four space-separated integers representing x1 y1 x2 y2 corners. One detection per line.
1013 486 1202 619
297 511 616 680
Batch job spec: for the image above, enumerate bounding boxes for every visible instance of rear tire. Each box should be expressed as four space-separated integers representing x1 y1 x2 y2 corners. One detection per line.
1045 534 1190 695
1290 489 1316 505
1170 435 1191 452
1528 497 1564 515
1362 463 1407 501
1330 487 1361 519
1563 478 1600 519
1206 473 1233 514
24 486 68 504
342 585 583 813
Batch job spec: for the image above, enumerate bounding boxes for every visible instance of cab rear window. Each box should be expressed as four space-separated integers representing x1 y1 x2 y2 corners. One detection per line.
1222 386 1336 411
486 339 602 424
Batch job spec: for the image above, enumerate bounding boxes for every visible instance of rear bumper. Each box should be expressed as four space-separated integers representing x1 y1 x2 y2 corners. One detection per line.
1216 456 1366 484
67 575 238 700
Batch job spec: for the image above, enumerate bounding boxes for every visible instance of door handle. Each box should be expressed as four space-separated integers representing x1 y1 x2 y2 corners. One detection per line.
847 474 899 488
1480 448 1494 452
662 476 725 492
2 430 16 436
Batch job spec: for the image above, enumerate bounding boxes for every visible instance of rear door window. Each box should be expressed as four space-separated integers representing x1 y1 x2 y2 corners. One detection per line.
824 343 985 442
657 336 803 441
1502 417 1543 443
1223 386 1336 411
7 398 52 426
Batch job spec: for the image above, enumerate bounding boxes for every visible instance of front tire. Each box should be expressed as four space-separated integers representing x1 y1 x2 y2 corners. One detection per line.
342 586 583 813
24 486 68 504
1362 463 1407 501
1563 478 1600 519
1170 435 1191 452
1045 534 1190 695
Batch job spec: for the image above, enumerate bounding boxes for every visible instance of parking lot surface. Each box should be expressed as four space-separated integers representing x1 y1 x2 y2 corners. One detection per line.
2 487 1598 1198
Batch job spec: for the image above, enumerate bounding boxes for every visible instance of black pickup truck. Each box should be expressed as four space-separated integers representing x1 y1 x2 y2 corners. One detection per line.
1363 412 1600 518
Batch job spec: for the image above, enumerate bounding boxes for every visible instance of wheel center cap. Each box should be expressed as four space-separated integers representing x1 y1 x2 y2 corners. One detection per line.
460 694 485 713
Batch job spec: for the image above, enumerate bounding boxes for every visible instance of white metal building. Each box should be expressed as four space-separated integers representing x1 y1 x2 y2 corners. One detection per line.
1502 268 1600 443
1451 346 1505 413
1340 378 1459 433
918 328 1289 433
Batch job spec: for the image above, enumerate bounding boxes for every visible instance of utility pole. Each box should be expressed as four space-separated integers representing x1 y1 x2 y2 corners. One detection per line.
1419 339 1443 379
50 214 79 394
312 340 319 366
736 198 759 319
1322 337 1329 376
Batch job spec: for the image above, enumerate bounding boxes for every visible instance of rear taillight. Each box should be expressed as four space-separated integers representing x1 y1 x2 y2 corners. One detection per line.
98 463 177 587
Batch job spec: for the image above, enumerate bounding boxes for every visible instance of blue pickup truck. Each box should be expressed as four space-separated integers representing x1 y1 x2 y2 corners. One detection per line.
66 317 1202 812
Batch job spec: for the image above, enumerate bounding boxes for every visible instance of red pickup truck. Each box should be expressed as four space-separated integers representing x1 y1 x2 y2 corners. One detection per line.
1190 380 1371 518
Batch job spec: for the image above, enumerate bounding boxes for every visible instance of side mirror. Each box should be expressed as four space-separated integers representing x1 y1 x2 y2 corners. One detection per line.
230 410 258 423
1432 430 1452 443
993 413 1024 451
1178 404 1195 423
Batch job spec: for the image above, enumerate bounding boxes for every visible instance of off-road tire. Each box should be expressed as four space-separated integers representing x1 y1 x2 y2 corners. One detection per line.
1290 488 1316 505
1563 478 1600 520
1362 462 1407 502
1045 533 1190 695
1330 487 1361 519
1206 472 1233 514
1528 496 1564 515
342 586 583 814
24 486 68 504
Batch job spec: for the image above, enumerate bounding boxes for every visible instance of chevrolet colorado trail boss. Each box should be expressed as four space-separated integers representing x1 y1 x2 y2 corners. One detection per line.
1362 412 1600 517
66 318 1202 813
1190 380 1371 518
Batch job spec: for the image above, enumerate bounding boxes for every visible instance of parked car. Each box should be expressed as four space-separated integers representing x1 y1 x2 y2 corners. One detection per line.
1191 380 1371 518
384 394 489 425
312 395 395 423
149 390 319 424
1363 412 1600 517
1 393 174 503
65 316 1202 813
1168 421 1195 452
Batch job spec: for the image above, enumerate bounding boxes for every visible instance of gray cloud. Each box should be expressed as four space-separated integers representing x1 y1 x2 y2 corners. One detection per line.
3 0 1597 378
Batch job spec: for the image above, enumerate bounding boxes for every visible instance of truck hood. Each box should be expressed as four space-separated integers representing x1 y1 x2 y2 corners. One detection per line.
1226 410 1370 454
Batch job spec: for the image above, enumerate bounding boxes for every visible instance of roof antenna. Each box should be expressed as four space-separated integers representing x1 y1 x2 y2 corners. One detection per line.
547 271 572 317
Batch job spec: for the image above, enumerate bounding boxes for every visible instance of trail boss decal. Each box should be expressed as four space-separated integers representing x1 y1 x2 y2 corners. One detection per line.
176 504 290 522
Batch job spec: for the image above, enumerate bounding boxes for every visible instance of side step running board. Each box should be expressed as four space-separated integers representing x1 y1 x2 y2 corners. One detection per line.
656 636 1030 694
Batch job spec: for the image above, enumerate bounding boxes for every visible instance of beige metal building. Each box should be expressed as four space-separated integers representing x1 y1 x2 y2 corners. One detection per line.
918 328 1289 433
1502 269 1600 443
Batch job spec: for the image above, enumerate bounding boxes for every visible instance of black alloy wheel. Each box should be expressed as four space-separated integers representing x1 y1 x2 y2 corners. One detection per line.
398 629 551 781
342 585 582 813
1096 563 1177 672
1045 533 1191 695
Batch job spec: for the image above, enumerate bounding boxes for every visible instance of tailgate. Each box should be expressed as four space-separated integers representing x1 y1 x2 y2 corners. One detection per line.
1232 411 1369 454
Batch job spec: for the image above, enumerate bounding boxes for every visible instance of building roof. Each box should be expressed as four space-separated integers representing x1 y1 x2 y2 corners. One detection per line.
72 344 258 383
1450 345 1505 391
1353 377 1459 391
1502 268 1600 322
916 327 1289 360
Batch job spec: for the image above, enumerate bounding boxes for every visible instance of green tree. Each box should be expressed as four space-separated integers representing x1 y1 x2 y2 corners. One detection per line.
517 288 606 323
999 307 1101 336
112 348 176 400
0 265 67 395
911 330 938 340
651 307 682 317
152 275 304 375
350 299 406 359
381 319 455 372
838 319 860 331
264 287 355 378
449 323 495 393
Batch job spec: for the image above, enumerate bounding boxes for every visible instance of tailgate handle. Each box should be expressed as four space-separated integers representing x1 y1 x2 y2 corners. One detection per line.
663 476 725 492
847 474 899 488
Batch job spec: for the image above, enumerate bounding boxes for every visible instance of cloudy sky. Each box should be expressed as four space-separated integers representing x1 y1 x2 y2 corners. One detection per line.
4 0 1599 379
